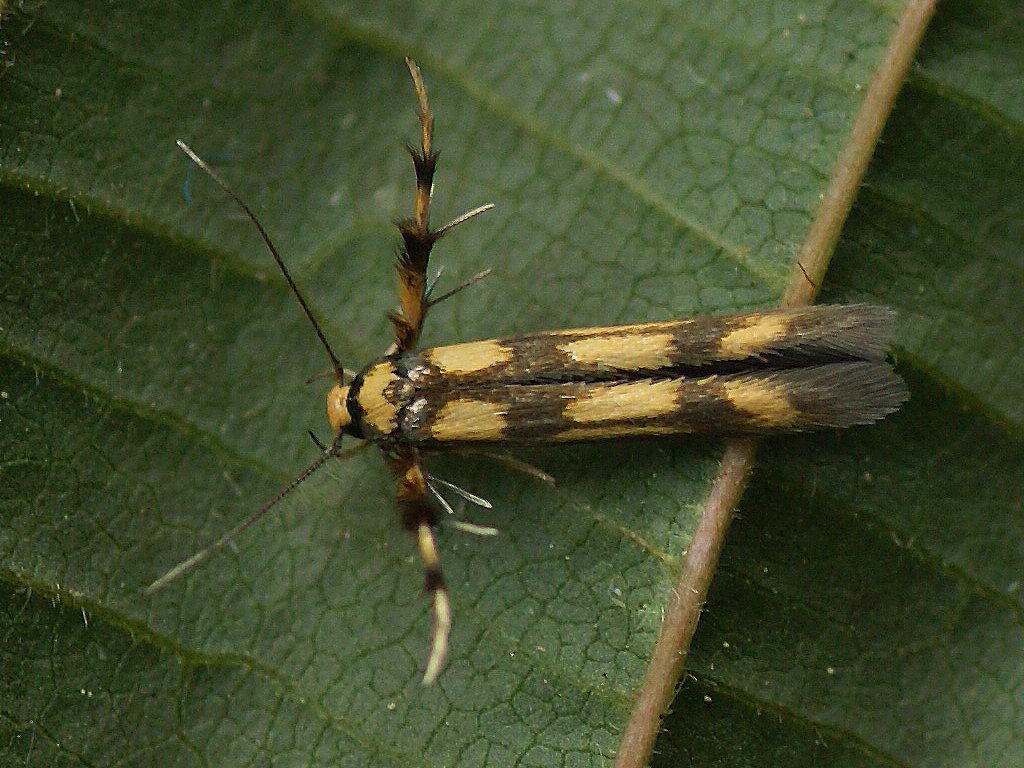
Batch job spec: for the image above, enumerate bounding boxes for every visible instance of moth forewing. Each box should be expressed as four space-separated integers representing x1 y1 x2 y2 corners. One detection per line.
385 303 897 385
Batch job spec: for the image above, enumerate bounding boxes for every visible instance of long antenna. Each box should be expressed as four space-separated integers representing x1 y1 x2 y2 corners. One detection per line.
146 439 369 592
176 140 345 384
148 143 360 591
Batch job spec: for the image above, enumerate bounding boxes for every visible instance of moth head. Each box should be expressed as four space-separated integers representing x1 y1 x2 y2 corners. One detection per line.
328 383 351 434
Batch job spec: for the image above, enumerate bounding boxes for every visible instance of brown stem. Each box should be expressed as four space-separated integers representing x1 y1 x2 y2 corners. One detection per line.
613 438 756 767
613 2 938 766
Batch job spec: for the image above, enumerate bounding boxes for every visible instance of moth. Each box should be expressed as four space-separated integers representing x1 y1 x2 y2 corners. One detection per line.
155 59 908 685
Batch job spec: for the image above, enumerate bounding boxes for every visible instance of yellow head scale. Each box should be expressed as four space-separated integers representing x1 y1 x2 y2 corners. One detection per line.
327 384 351 434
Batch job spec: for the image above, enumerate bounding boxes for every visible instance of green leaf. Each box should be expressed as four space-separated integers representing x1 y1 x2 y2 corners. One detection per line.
2 1 1021 766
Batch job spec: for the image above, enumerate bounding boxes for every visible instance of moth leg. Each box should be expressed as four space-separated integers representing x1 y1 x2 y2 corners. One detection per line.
426 267 493 308
429 475 493 510
427 477 500 538
453 449 557 486
391 59 441 352
391 59 494 351
390 450 452 684
417 521 452 685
